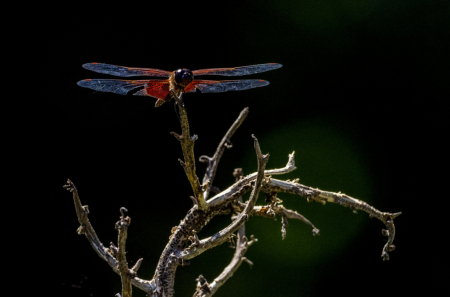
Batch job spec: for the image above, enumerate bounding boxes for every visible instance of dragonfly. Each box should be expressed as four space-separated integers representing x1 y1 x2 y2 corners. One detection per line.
77 63 282 107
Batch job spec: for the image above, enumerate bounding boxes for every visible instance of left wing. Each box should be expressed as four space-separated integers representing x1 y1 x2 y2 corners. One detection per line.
82 63 172 77
77 79 169 98
77 79 149 95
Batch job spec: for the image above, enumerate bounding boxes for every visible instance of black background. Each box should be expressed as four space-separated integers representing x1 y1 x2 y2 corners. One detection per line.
37 0 448 296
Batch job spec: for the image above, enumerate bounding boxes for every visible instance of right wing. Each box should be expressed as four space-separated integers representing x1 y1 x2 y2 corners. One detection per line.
187 79 270 93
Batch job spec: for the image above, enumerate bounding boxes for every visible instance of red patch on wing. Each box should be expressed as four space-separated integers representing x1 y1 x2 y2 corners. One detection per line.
144 82 170 100
184 82 199 93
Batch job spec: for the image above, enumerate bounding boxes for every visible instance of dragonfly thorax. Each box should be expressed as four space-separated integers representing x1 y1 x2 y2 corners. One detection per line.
174 68 194 87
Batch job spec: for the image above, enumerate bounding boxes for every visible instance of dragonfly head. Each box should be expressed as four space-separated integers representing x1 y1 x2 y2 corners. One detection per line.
174 68 194 87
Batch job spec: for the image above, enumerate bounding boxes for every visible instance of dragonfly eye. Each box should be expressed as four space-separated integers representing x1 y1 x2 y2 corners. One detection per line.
174 68 194 86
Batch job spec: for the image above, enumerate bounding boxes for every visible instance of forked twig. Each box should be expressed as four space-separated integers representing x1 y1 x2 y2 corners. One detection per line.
63 180 155 293
206 152 296 207
262 179 401 260
200 107 249 200
179 135 269 260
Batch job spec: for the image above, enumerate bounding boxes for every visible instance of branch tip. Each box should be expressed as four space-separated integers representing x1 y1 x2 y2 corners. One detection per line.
247 236 258 246
199 155 212 164
63 179 76 192
391 212 402 219
224 140 233 149
190 196 198 206
109 242 119 257
131 258 143 273
233 168 243 179
243 257 253 267
170 131 182 141
178 158 186 168
77 225 86 235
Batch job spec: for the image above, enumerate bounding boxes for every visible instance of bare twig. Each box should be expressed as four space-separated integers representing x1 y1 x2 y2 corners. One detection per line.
64 180 155 293
170 91 208 210
280 207 320 237
179 135 269 260
194 168 257 296
262 179 401 260
116 207 132 297
200 108 249 199
233 168 246 239
232 202 319 237
130 258 143 275
206 152 296 207
208 235 258 295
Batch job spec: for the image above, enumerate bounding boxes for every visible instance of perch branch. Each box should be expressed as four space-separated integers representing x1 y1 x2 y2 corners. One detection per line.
179 135 269 260
116 207 132 297
63 180 155 293
206 151 296 207
262 179 401 260
170 90 208 210
200 107 249 200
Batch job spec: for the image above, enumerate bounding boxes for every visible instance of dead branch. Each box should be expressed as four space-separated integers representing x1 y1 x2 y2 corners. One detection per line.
63 180 155 294
206 151 296 207
232 202 319 238
280 206 320 237
116 207 133 297
67 86 402 297
192 168 258 296
262 178 401 260
200 107 249 200
208 235 257 295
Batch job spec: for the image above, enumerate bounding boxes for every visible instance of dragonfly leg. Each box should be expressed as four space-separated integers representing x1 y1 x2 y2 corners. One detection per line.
170 89 185 108
174 101 181 123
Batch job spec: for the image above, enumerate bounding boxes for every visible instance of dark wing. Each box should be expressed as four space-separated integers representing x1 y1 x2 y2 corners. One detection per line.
82 63 172 77
188 79 270 93
192 63 282 76
77 79 166 95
